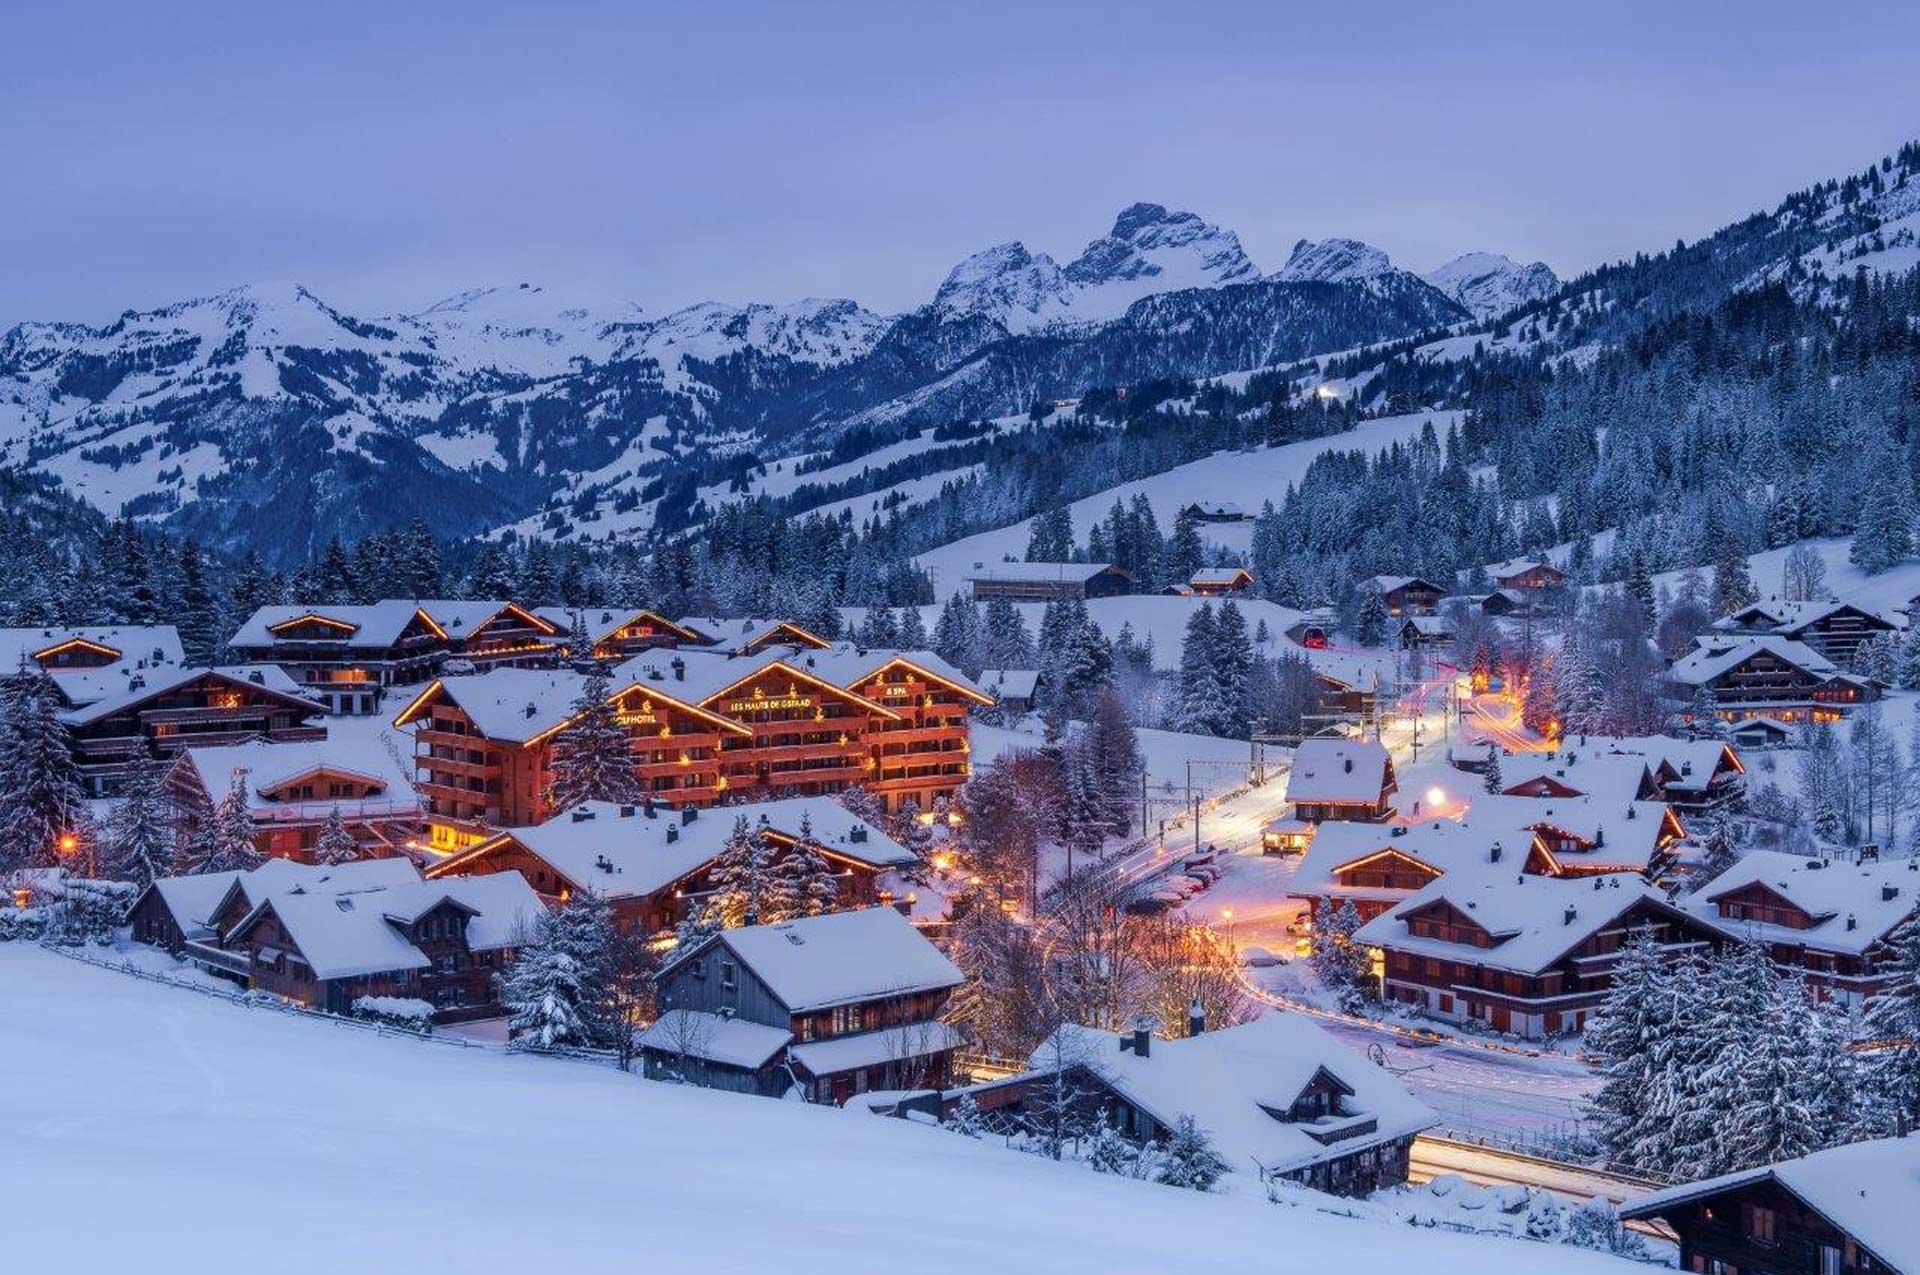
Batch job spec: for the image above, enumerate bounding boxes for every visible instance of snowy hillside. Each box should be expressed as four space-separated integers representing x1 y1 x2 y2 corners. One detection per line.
2 946 1642 1275
915 411 1457 598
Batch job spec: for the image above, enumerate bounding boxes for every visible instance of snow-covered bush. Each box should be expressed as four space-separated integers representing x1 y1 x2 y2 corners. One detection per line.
0 907 50 942
45 878 136 946
352 996 435 1033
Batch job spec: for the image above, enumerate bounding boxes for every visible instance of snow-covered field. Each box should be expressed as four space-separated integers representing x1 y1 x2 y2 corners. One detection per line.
1 945 1645 1274
914 412 1458 598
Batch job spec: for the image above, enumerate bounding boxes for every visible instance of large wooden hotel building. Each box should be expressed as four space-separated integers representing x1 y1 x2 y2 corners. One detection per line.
393 641 992 850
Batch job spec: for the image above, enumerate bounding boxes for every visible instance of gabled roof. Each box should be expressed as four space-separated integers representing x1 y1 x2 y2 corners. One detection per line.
1482 556 1564 582
1364 575 1442 596
0 625 183 672
967 561 1130 585
230 601 442 649
1284 739 1394 805
1715 596 1904 636
417 599 560 638
533 606 701 645
1620 1133 1920 1274
671 906 961 1013
60 665 325 727
176 736 419 816
1666 635 1838 686
1467 793 1679 873
429 797 913 901
673 616 834 652
228 871 543 979
1354 872 1683 974
1680 850 1920 956
795 644 992 705
1496 750 1660 805
1400 615 1455 637
392 664 749 743
1030 1013 1437 1176
1191 567 1254 587
136 857 421 943
978 669 1040 698
1289 819 1529 903
637 1009 793 1069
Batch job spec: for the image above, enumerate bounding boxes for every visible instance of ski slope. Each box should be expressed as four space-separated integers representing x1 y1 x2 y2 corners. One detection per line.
916 412 1457 598
1 946 1645 1275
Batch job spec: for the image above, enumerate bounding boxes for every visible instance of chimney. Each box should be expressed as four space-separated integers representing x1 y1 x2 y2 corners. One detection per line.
682 806 698 825
1187 1000 1206 1038
1390 825 1406 837
1886 885 1901 903
644 797 656 819
1489 843 1502 863
1343 757 1354 774
671 657 685 682
1121 1022 1152 1058
665 824 679 844
1563 906 1578 925
570 808 594 823
618 805 636 818
1847 914 1858 931
849 825 867 843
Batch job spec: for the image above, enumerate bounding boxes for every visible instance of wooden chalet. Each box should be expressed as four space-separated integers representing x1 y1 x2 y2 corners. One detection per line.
639 907 966 1103
1283 738 1397 823
224 872 544 1021
967 561 1134 602
424 797 915 933
169 739 423 863
0 625 188 712
1715 596 1903 664
1355 873 1725 1038
422 600 564 669
1620 1136 1920 1275
227 602 450 714
533 607 703 660
977 668 1040 715
393 641 992 847
674 616 834 656
127 857 423 967
1288 818 1557 923
962 1013 1437 1197
1189 567 1255 597
1676 850 1920 1006
1730 715 1796 751
1486 558 1567 592
1667 636 1875 724
1470 792 1687 879
1398 614 1454 649
62 666 327 795
1180 499 1250 524
1363 575 1444 617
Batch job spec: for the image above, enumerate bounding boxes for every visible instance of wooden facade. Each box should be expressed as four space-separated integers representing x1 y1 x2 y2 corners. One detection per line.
968 563 1134 602
1374 894 1723 1038
166 754 422 864
1686 648 1873 724
1624 1172 1902 1275
398 652 988 841
228 607 447 714
66 670 327 795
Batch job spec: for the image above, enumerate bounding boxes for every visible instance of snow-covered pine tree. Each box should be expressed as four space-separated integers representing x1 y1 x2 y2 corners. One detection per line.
101 747 174 890
1585 931 1675 1173
1353 590 1389 648
500 911 594 1052
980 597 1035 671
764 812 837 921
1211 600 1253 736
1084 688 1143 836
179 773 265 875
897 604 928 648
1864 914 1920 1131
543 667 641 811
949 1092 987 1140
0 664 90 871
1688 683 1727 739
1154 1115 1229 1191
1165 511 1204 585
1850 466 1915 575
1308 899 1372 1009
1482 748 1504 794
931 593 983 675
1693 817 1740 885
312 806 361 866
1087 1123 1140 1175
1719 961 1822 1172
705 814 768 928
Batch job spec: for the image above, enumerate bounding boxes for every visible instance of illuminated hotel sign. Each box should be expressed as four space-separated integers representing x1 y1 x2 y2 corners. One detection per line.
727 695 813 714
615 698 658 727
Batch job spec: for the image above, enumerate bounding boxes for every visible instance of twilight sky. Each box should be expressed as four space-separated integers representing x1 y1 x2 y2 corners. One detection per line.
6 1 1919 327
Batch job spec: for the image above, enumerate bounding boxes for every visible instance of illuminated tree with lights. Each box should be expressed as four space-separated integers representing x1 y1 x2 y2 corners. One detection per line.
763 812 837 922
705 815 769 928
0 664 89 872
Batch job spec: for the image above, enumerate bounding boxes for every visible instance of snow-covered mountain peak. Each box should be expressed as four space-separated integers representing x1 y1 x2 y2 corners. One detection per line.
1272 238 1396 284
1423 252 1559 319
931 242 1070 330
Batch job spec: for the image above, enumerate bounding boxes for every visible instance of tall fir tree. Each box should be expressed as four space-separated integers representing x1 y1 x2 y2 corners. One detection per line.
763 813 837 921
544 668 642 811
101 747 174 889
312 806 361 866
0 666 90 871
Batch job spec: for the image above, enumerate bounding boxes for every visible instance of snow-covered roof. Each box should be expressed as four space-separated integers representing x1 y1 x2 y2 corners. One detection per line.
789 1021 969 1077
146 871 249 942
1715 596 1904 636
140 857 422 942
0 626 187 706
436 797 913 901
1665 635 1839 687
1354 872 1679 975
672 616 831 652
531 605 698 644
792 643 990 703
1191 567 1253 586
1730 715 1796 737
1496 750 1658 805
1031 1013 1437 1177
233 871 543 979
682 906 961 1013
1364 575 1441 596
1284 739 1394 806
637 1009 793 1069
60 664 323 727
177 735 419 817
1289 819 1525 903
416 599 558 638
1589 734 1745 795
1679 850 1920 956
1467 793 1678 873
978 669 1040 698
1620 1133 1920 1272
967 561 1124 584
229 601 438 650
1482 556 1562 582
1401 615 1454 637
